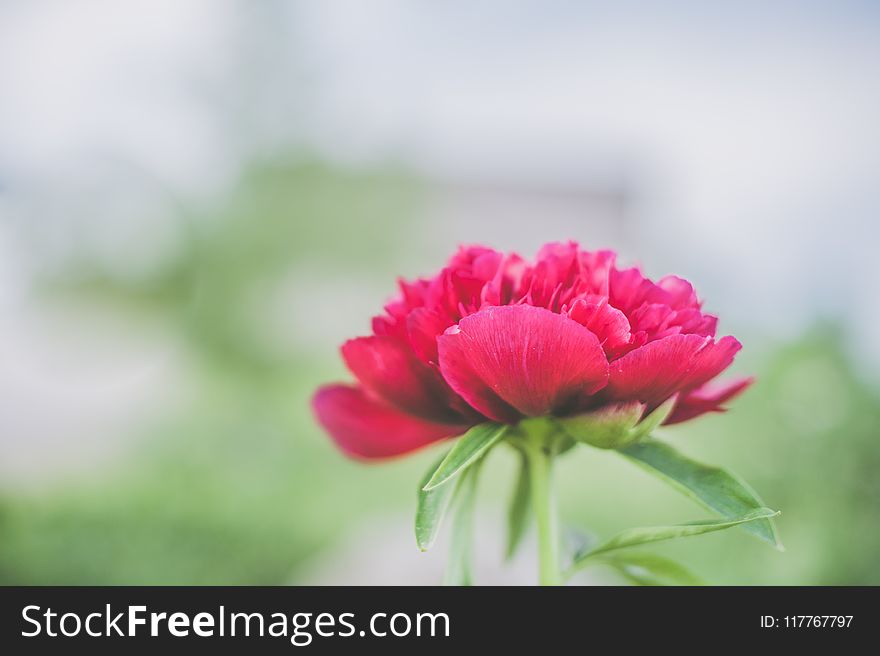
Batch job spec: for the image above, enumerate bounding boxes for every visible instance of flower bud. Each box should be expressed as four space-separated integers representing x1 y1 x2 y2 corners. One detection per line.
558 396 677 449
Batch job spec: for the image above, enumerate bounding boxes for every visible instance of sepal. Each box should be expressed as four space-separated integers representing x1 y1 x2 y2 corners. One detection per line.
557 396 677 449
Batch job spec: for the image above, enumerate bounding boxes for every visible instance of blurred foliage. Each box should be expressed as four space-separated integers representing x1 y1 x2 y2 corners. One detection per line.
1 157 878 585
0 369 418 584
46 156 423 372
1 157 427 584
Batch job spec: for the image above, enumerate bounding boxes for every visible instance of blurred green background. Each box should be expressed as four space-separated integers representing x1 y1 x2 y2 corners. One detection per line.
1 1 878 585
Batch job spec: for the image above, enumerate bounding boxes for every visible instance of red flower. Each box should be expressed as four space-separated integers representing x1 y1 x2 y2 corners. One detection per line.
313 242 752 459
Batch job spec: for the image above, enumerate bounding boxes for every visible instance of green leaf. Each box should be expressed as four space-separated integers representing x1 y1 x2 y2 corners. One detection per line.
444 463 481 586
619 440 783 549
567 508 779 576
596 552 706 586
563 526 596 569
570 508 779 572
415 451 459 552
422 423 508 491
505 452 531 560
627 395 677 442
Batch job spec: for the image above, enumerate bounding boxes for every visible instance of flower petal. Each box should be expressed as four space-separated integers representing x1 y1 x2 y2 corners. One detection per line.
578 249 617 296
342 335 461 422
609 266 669 316
657 274 700 309
665 377 754 425
312 385 466 459
605 333 742 409
566 295 632 356
482 253 528 306
682 335 743 391
406 307 449 364
437 305 610 420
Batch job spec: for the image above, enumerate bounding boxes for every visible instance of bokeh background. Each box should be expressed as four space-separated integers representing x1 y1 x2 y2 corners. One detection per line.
1 0 878 585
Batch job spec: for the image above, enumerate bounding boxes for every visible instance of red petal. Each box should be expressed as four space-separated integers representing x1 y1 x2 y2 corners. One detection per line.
657 275 700 309
605 333 742 409
578 248 617 296
437 305 610 420
566 295 632 355
406 308 449 364
446 245 502 273
665 377 754 425
673 308 717 337
609 267 669 315
629 303 679 339
482 253 528 306
312 385 465 459
342 335 459 422
681 335 742 391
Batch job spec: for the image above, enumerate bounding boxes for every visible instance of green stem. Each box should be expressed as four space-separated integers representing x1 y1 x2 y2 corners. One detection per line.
524 440 561 586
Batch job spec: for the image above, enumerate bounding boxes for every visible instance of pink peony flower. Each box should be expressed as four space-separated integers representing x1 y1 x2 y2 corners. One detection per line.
313 241 752 459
